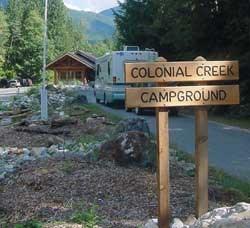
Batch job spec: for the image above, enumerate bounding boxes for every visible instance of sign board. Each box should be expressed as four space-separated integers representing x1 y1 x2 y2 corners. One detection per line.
126 85 239 108
125 61 239 83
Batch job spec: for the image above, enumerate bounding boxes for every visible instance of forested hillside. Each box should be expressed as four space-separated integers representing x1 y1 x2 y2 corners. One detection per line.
115 0 250 117
0 0 114 82
68 7 119 41
68 9 114 41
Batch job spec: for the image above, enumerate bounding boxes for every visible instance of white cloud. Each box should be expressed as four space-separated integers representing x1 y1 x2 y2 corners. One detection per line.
64 2 82 11
63 0 124 12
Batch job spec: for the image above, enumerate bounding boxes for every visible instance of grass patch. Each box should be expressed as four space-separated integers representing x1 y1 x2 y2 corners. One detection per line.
209 167 250 202
60 160 75 174
209 115 250 129
171 144 195 163
65 103 122 124
70 206 101 227
171 144 250 202
14 220 42 228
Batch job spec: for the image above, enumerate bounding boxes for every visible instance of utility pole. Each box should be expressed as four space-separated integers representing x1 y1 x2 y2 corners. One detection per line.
41 0 48 120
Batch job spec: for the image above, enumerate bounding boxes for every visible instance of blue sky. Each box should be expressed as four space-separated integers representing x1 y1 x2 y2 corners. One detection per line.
63 0 124 12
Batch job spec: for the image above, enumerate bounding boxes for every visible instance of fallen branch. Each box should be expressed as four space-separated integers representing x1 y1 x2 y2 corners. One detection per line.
70 110 90 117
51 118 78 128
0 109 31 117
15 126 70 135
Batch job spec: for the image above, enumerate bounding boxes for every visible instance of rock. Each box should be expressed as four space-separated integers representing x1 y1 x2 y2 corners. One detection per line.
48 145 68 155
86 116 106 125
171 218 185 228
48 145 58 154
3 164 15 173
0 172 6 181
115 118 150 135
22 154 36 162
47 136 64 147
192 202 250 228
99 131 155 166
184 215 197 226
23 148 31 156
0 117 12 126
84 117 108 135
144 219 158 228
32 147 50 158
172 202 250 228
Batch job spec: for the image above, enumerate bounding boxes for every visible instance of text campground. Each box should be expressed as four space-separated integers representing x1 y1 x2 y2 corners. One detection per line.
140 89 227 103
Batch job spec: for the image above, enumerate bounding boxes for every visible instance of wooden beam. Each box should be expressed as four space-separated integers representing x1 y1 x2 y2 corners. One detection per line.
156 57 170 228
195 56 209 218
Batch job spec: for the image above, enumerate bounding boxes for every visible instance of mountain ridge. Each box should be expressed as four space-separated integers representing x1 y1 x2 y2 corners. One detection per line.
0 0 118 41
68 6 119 41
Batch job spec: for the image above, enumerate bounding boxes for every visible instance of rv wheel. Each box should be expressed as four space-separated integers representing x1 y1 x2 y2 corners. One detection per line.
96 97 100 103
104 94 109 106
125 107 132 112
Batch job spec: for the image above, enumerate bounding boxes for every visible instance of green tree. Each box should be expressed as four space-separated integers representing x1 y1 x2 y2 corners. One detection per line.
5 0 43 80
4 0 84 80
0 10 8 77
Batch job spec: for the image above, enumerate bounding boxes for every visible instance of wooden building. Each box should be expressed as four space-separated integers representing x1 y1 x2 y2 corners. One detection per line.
46 51 96 85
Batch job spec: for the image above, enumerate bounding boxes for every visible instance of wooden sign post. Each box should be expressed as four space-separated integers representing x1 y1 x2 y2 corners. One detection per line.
125 57 240 228
155 57 170 228
194 56 208 217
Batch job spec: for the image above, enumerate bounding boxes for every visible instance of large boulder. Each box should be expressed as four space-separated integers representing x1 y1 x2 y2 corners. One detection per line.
115 118 150 135
99 131 155 166
170 202 250 228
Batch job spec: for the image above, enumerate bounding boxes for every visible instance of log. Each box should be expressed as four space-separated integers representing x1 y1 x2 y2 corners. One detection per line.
51 118 78 128
15 126 70 135
0 109 31 117
70 110 90 117
11 111 32 119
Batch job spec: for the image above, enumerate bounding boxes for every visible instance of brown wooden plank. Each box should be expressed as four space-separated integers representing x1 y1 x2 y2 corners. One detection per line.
195 108 208 217
125 61 239 83
194 56 209 218
125 85 240 108
155 57 170 228
156 107 170 228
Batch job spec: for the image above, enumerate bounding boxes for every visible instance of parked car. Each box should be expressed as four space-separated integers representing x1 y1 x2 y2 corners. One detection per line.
9 79 21 88
0 78 9 88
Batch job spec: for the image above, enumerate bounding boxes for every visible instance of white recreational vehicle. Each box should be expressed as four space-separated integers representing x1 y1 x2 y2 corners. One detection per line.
94 46 158 107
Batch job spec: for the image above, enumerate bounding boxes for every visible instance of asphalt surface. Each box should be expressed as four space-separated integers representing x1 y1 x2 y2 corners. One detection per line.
0 87 29 101
85 88 250 181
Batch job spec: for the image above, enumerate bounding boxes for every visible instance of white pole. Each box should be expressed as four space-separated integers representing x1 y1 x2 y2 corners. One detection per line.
41 0 48 120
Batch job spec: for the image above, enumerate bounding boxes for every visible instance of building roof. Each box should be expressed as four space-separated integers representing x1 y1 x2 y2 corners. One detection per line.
46 51 96 70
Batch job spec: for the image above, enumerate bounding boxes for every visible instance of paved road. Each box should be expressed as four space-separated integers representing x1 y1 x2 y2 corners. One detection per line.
84 88 250 181
0 87 29 101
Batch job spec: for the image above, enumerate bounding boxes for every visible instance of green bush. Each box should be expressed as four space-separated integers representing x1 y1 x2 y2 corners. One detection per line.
14 220 42 228
71 206 100 227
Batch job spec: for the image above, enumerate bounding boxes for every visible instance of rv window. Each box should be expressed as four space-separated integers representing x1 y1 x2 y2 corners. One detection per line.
97 64 100 76
97 65 99 76
108 62 111 75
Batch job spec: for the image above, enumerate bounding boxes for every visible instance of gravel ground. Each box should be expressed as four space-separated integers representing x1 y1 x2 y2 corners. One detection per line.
0 157 223 227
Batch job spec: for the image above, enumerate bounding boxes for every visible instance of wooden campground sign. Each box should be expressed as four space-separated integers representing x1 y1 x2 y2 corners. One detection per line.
125 57 240 228
126 85 239 108
125 61 239 83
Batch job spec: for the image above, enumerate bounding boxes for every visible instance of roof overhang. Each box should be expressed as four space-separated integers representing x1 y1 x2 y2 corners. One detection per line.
46 52 96 70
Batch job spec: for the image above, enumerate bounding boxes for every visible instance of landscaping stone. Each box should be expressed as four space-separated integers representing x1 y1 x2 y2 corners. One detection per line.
115 118 150 135
170 202 250 228
99 131 155 166
144 219 158 228
171 218 185 228
0 117 12 126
